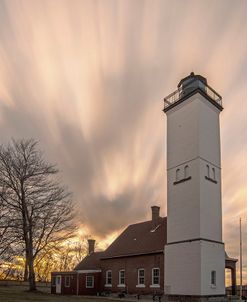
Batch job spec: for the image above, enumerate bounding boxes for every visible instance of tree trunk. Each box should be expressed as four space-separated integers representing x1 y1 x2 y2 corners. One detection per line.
24 258 28 281
27 224 36 291
27 241 36 291
28 256 36 291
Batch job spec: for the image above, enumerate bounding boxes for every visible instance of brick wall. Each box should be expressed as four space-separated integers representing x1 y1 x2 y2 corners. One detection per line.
51 272 77 295
62 273 77 295
100 252 164 295
78 272 101 295
51 272 102 295
51 252 164 296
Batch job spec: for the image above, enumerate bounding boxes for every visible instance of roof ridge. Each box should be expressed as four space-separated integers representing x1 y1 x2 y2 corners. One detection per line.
128 216 166 227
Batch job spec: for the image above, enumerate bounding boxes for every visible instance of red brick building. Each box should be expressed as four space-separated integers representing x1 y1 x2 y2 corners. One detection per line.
51 206 237 297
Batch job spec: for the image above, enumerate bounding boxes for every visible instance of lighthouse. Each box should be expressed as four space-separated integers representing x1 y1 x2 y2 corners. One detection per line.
164 73 225 301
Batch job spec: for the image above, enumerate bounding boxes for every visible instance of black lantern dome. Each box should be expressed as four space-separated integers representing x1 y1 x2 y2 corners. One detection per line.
178 72 207 98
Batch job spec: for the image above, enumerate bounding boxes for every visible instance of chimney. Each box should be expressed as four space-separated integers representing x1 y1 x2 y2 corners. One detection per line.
88 239 95 255
151 206 160 228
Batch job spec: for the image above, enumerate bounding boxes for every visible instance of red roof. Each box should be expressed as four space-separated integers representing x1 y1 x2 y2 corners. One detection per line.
74 217 166 270
102 217 167 259
74 216 237 271
74 251 104 270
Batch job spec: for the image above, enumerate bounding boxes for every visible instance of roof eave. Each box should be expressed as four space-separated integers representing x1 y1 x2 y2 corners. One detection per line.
163 89 223 113
101 250 164 260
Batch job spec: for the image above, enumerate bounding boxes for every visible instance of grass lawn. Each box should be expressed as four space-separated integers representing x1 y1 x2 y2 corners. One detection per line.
0 285 120 302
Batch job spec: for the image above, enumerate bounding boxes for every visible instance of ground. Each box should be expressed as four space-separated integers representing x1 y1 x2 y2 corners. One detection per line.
0 285 121 302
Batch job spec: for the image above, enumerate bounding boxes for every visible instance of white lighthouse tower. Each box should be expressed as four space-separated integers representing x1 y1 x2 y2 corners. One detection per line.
164 73 225 301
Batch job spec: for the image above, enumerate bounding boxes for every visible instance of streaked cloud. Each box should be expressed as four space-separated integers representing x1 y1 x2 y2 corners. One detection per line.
0 0 246 284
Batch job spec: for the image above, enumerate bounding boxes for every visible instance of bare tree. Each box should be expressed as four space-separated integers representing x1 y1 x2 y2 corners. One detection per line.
0 199 20 272
0 139 76 291
28 237 87 282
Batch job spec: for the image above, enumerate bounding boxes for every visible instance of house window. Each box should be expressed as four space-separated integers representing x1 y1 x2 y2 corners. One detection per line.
51 276 56 286
211 270 216 287
138 269 145 285
86 275 94 288
65 276 70 287
152 268 160 285
106 270 112 285
119 270 125 285
176 169 180 181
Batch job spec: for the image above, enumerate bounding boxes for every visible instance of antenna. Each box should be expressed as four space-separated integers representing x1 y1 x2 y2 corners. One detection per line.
239 217 242 302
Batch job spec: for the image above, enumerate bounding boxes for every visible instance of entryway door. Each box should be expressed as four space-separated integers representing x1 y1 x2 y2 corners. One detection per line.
56 275 61 294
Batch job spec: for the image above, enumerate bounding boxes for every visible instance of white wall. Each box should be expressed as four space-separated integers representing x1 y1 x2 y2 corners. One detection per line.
165 91 225 296
166 93 223 243
167 95 199 170
166 94 221 169
167 157 222 243
165 241 201 295
198 98 221 168
164 241 225 296
200 241 225 295
167 159 200 243
199 159 222 242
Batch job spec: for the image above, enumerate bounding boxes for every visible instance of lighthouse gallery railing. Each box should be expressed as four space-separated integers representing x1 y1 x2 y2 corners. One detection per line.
164 79 222 111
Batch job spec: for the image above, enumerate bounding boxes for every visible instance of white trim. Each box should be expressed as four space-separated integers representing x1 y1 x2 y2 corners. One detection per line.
105 270 112 286
86 275 94 288
136 284 146 288
117 284 126 288
152 267 160 286
64 276 70 288
77 269 101 273
137 268 145 286
150 284 160 288
150 225 161 232
119 269 125 286
52 271 76 274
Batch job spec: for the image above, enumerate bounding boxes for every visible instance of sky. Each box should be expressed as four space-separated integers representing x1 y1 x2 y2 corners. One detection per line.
0 0 247 284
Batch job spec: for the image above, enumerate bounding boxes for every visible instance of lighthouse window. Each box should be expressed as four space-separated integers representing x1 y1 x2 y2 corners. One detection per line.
184 165 189 178
212 168 216 180
206 165 210 178
211 270 216 287
205 165 217 184
174 166 192 185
